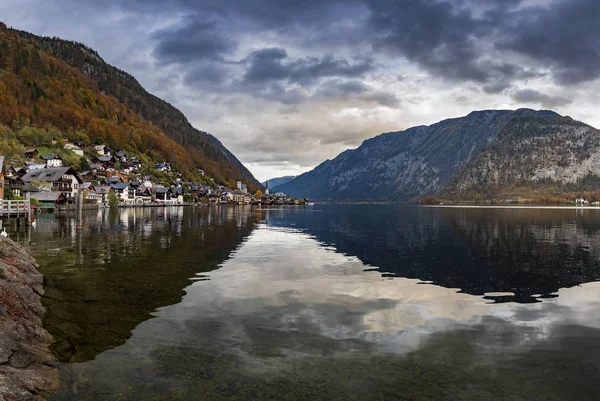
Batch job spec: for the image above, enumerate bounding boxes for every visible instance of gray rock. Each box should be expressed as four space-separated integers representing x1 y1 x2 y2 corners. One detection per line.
0 237 59 400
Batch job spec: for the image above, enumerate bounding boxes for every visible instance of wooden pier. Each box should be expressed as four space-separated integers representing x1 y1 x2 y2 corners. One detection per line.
0 198 32 226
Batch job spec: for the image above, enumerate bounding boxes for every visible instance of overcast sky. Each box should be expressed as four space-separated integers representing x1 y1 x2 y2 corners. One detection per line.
3 0 600 181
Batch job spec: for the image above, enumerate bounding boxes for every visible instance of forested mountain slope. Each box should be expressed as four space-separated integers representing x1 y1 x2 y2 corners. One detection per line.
0 22 259 190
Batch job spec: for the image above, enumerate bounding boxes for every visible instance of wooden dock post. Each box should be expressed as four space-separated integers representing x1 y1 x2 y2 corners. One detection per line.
76 190 83 231
25 192 31 226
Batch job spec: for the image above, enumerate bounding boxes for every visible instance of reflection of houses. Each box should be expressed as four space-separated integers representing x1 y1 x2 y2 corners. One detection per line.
21 167 83 201
40 154 63 167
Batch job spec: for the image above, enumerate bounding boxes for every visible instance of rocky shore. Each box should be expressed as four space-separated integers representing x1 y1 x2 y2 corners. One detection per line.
0 237 58 401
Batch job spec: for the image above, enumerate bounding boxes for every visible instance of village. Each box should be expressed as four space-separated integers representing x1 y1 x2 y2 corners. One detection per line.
0 139 308 211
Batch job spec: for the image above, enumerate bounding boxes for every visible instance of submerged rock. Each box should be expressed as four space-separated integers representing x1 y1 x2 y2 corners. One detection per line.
0 237 58 401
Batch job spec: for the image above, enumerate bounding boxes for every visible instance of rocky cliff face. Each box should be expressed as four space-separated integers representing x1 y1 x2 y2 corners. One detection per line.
442 115 600 197
0 237 58 401
277 109 562 201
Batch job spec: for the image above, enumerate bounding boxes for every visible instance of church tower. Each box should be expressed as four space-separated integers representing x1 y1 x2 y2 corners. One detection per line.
265 180 270 195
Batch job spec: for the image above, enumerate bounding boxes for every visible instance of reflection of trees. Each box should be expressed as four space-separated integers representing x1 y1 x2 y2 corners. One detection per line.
270 206 600 302
32 207 258 362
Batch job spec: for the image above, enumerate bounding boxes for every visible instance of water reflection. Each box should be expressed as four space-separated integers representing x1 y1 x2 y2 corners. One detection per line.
24 206 258 362
266 205 600 302
12 205 600 400
50 222 600 401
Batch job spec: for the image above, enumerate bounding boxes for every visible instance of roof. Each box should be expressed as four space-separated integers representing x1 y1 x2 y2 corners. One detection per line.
29 191 66 201
24 148 38 154
93 186 113 195
28 164 46 170
95 155 113 162
22 167 82 184
110 183 129 190
153 187 171 194
40 154 62 160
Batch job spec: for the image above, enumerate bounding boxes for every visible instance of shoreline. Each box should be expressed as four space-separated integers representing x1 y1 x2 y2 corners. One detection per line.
424 204 600 210
0 237 59 401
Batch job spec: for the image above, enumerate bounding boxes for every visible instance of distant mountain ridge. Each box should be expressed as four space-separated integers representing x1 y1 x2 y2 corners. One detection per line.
276 109 600 201
1 22 260 190
264 175 296 189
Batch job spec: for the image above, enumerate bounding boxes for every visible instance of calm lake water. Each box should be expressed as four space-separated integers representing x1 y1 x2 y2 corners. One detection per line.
9 205 600 400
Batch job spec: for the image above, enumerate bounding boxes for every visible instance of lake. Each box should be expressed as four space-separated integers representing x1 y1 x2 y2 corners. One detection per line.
10 205 600 400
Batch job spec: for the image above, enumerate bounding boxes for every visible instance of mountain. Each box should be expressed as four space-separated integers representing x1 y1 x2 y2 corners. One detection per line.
0 22 260 190
440 114 600 201
264 175 296 189
276 109 600 202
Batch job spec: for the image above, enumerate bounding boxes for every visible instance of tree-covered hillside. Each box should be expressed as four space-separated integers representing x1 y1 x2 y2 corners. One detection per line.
0 22 259 190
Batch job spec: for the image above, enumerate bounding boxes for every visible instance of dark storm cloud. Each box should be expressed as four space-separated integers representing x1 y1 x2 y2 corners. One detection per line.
363 0 535 88
499 0 600 85
511 89 572 108
242 48 374 85
51 0 600 89
151 16 237 64
363 0 600 87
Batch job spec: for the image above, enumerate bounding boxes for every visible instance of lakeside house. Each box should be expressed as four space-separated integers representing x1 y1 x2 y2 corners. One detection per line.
153 187 172 203
29 191 68 208
21 166 83 202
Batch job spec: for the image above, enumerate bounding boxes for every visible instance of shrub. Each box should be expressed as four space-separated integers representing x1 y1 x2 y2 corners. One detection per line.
420 196 441 205
108 192 119 207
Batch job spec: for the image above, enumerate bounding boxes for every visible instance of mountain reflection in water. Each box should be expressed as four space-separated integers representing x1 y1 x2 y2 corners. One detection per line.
13 205 600 400
268 205 600 302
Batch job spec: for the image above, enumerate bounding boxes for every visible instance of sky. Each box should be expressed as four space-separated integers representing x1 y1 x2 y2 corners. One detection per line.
3 0 600 181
